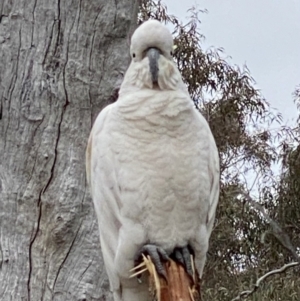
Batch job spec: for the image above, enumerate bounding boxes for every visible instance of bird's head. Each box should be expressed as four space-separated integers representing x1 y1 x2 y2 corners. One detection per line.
121 20 182 91
130 20 174 84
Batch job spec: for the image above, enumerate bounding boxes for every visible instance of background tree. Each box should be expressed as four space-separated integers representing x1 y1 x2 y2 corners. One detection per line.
0 1 138 300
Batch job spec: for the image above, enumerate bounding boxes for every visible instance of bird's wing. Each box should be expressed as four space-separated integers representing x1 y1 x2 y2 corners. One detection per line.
206 132 220 235
86 104 113 190
86 104 121 291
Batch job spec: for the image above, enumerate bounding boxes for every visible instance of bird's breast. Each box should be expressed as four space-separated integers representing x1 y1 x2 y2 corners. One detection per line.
109 103 211 251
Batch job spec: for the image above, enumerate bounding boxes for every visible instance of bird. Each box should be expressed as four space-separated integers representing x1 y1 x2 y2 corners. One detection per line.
86 19 220 301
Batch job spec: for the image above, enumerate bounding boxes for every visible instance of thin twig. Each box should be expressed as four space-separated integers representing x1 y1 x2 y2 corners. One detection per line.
231 261 299 300
248 171 260 192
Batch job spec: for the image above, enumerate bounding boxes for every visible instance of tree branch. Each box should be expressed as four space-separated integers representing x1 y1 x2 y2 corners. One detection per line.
230 192 300 300
231 261 299 300
242 192 300 262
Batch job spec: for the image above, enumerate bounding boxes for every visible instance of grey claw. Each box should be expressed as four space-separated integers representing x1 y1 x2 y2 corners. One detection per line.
134 244 170 280
171 245 194 279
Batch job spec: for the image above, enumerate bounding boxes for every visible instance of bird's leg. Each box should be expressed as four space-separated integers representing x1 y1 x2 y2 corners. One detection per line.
133 244 170 280
170 245 195 280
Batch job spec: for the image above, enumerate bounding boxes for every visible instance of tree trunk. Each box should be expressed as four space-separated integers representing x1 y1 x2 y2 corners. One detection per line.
0 0 138 300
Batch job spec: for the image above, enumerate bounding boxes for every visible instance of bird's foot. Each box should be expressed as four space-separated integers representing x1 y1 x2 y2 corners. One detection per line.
131 244 170 281
170 245 195 280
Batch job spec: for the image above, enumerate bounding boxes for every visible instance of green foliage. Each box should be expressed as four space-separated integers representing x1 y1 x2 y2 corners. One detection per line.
140 1 300 300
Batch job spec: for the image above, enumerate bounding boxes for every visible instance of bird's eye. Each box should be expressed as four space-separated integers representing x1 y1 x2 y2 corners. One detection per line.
170 51 173 56
133 53 136 58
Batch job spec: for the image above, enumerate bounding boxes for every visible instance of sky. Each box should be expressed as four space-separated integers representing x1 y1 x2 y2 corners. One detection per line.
164 0 300 125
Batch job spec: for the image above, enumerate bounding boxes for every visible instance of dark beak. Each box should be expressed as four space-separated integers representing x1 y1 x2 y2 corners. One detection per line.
147 47 160 84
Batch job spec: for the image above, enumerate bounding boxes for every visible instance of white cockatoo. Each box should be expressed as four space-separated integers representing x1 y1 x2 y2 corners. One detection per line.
86 20 219 301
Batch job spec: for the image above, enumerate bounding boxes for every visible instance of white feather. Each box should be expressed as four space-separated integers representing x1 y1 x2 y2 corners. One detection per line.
86 19 219 301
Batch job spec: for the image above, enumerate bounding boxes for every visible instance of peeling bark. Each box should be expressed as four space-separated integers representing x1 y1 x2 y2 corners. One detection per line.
0 0 138 300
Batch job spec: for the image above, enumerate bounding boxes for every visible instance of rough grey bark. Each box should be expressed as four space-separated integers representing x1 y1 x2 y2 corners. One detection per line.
0 0 138 300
